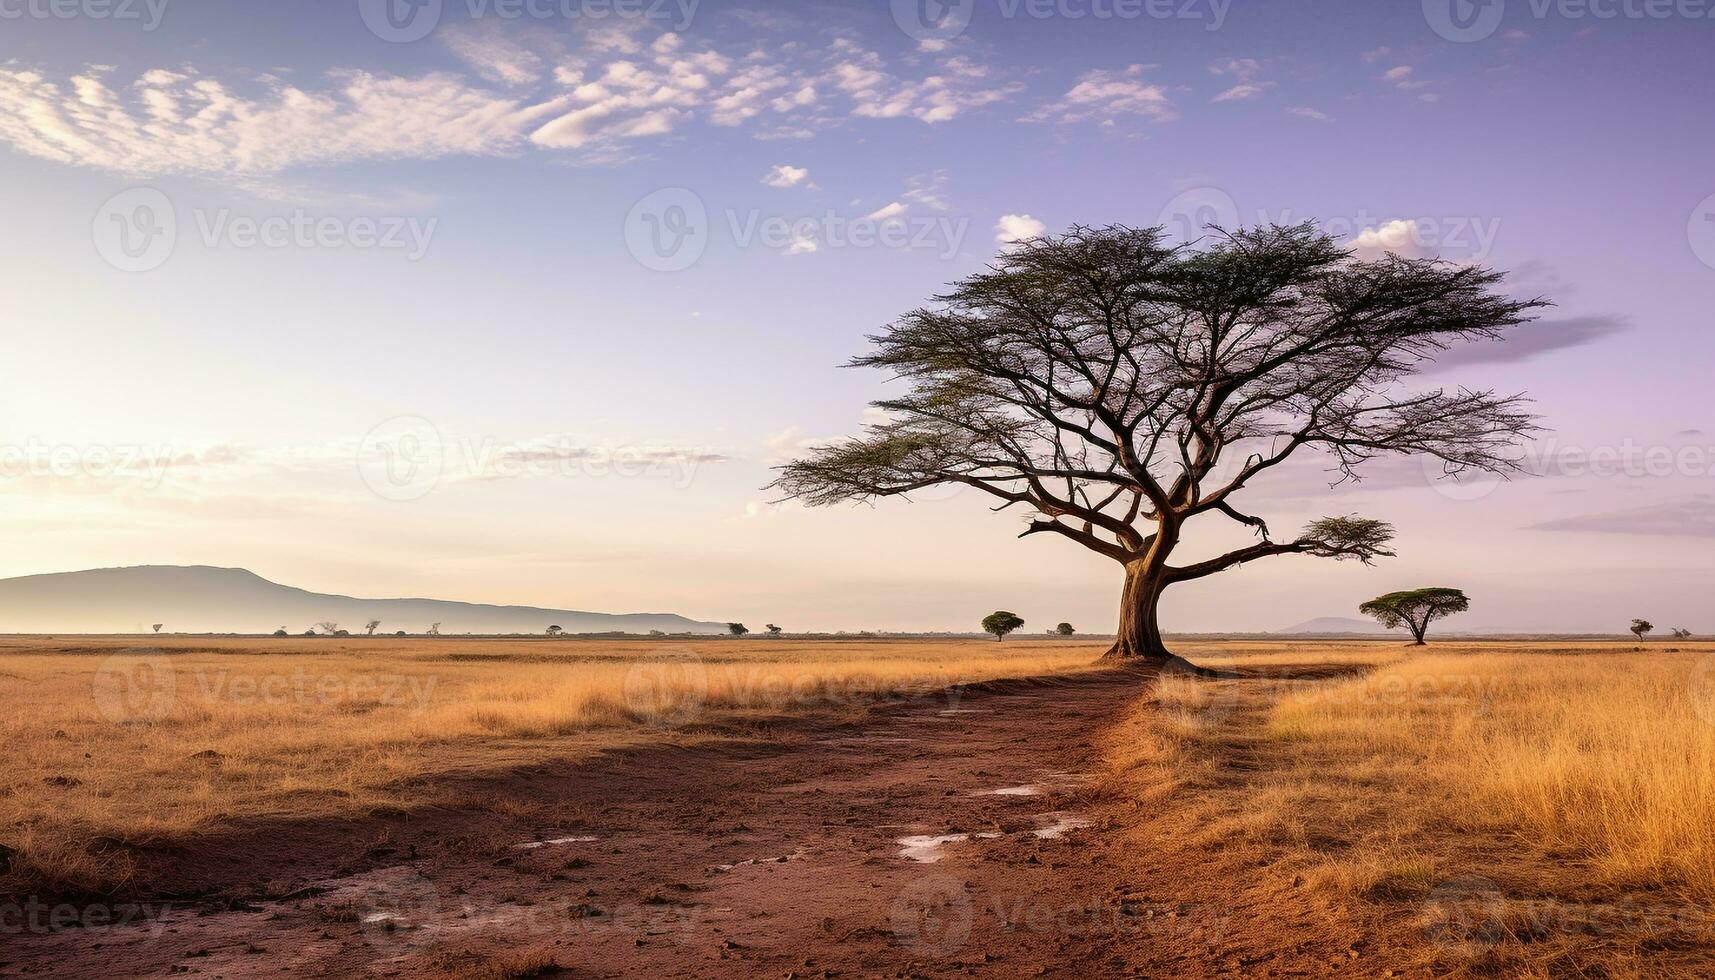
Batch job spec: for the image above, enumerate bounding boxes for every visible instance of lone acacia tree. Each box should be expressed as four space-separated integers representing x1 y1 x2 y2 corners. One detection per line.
982 611 1025 641
1359 587 1470 645
773 224 1542 663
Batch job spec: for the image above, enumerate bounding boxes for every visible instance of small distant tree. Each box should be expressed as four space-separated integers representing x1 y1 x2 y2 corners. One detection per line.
648 629 666 637
765 624 784 636
315 621 340 636
982 611 1025 641
302 629 316 636
272 629 288 637
546 625 564 636
1671 627 1693 639
1054 622 1076 636
333 629 351 636
1358 588 1470 645
426 622 442 636
728 623 750 637
395 630 407 637
152 623 163 634
365 619 382 636
1631 619 1654 641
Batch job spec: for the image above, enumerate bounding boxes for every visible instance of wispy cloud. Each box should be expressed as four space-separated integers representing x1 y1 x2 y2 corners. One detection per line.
1212 82 1275 102
1531 496 1715 538
762 163 811 188
1022 65 1175 125
0 30 1022 180
1428 316 1629 369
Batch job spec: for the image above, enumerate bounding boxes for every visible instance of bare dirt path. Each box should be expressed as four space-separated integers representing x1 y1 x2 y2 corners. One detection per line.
3 663 1420 979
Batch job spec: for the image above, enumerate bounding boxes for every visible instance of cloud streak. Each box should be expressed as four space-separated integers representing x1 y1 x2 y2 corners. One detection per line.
0 31 1023 179
1531 496 1715 538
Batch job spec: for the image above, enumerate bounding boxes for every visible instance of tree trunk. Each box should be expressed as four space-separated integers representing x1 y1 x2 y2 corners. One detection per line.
1102 561 1173 662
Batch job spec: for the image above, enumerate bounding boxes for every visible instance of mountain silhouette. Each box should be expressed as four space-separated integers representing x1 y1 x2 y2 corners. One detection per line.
0 565 726 635
1275 616 1393 635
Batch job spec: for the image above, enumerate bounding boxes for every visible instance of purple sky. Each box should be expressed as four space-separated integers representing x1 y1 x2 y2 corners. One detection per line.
0 0 1711 632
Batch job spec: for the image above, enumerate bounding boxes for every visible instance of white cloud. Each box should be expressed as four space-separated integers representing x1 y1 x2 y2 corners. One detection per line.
1378 64 1433 99
1349 219 1432 260
1023 65 1175 125
1361 46 1392 64
0 30 1026 180
996 213 1047 245
1286 105 1332 122
0 66 566 177
1208 57 1264 81
865 201 909 221
902 169 950 210
828 45 1018 124
441 22 547 85
1211 81 1275 102
762 163 811 187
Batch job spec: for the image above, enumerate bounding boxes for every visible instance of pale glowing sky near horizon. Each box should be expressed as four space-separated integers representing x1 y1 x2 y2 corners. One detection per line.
1 0 1712 633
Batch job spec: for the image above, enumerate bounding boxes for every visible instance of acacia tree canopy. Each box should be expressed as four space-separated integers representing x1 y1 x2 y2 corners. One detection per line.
772 223 1543 661
982 611 1025 640
1358 587 1471 645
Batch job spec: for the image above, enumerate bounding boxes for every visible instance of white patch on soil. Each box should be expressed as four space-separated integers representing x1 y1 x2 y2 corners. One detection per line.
515 835 599 850
896 832 1002 863
1031 812 1092 839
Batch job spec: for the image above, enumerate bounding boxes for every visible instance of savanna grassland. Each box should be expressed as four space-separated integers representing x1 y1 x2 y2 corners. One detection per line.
1116 638 1715 976
0 634 1101 898
4 635 1714 977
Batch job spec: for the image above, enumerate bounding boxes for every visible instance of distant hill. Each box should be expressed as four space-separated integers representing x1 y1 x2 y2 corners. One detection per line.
0 565 727 635
1276 616 1393 635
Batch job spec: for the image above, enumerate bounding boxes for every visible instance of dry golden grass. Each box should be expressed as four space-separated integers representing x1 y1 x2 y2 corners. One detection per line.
1104 638 1715 976
0 634 1101 896
1271 643 1715 903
